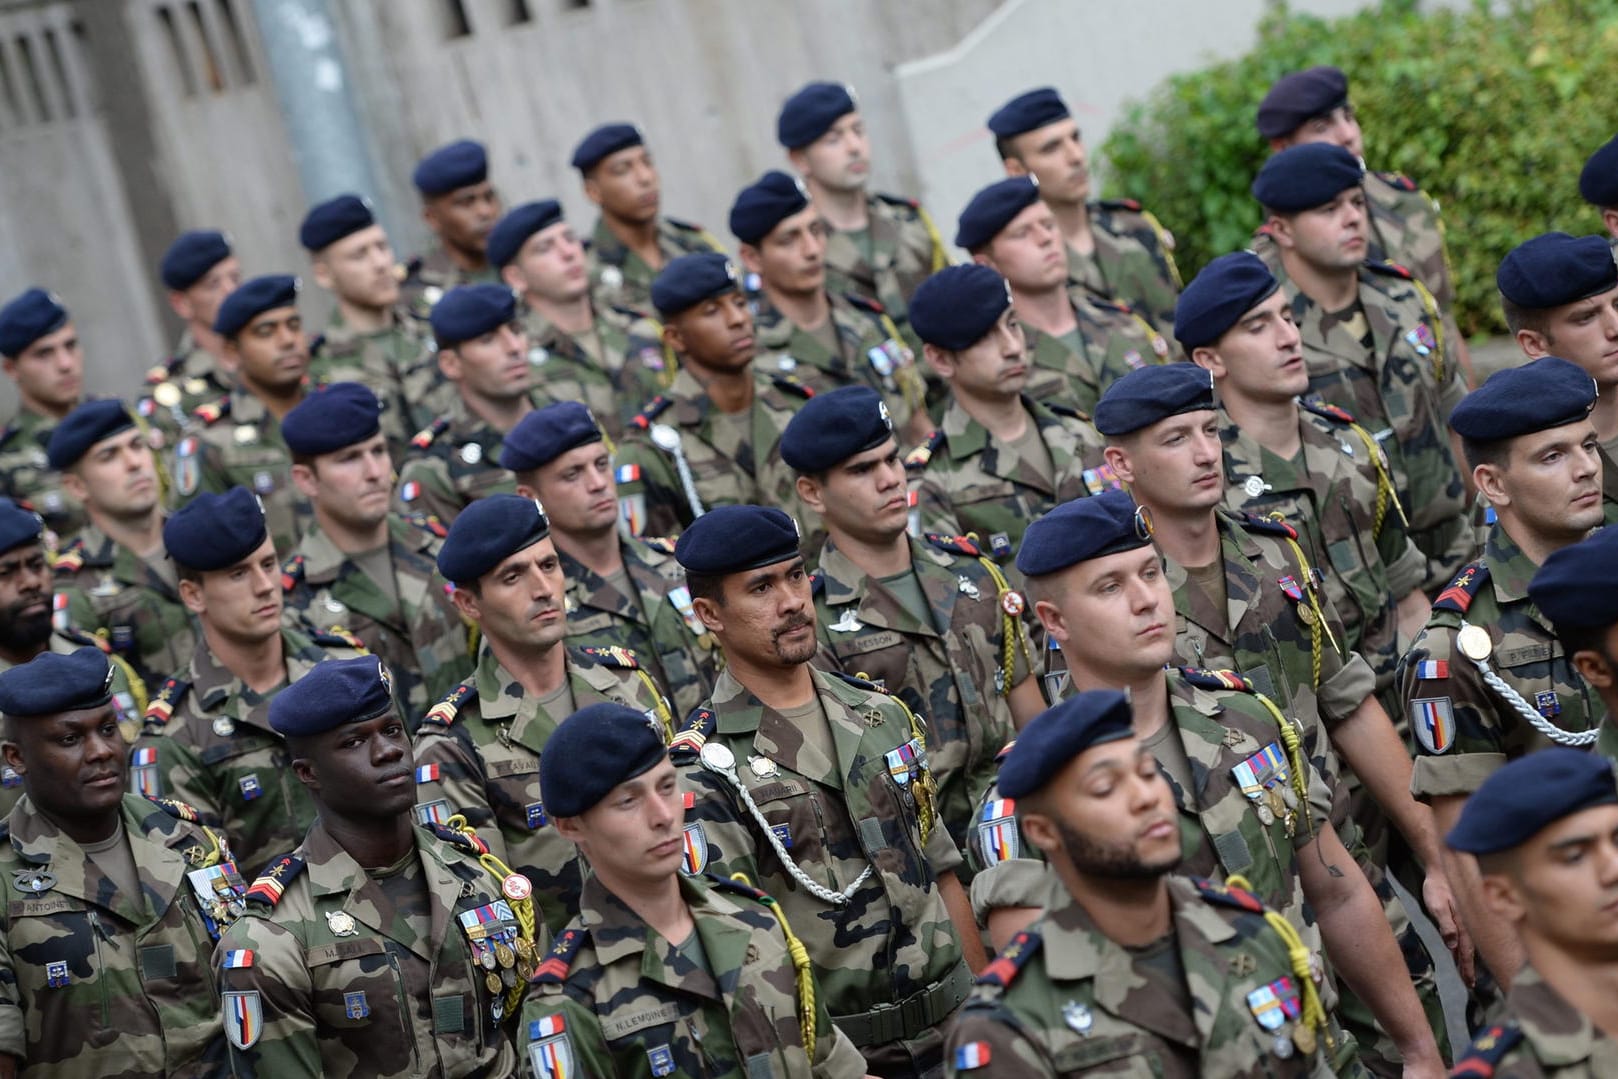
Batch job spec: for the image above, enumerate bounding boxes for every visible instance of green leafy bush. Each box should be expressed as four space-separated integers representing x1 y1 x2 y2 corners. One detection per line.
1100 0 1618 336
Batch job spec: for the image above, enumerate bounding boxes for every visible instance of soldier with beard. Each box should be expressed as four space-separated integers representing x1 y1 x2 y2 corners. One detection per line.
399 140 503 318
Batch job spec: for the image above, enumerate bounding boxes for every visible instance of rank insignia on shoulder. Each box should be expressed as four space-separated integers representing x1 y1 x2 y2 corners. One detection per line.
924 532 982 557
579 644 640 669
1193 877 1265 913
244 854 305 907
669 707 715 759
1373 170 1419 192
411 417 450 449
1240 513 1298 540
424 683 476 727
280 554 305 591
632 396 672 430
1451 1023 1524 1077
1299 397 1357 425
533 928 587 983
905 430 943 469
1176 667 1255 694
1434 563 1488 614
1366 259 1415 280
978 929 1043 988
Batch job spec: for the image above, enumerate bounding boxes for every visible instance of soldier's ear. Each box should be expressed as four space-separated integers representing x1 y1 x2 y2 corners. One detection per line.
552 814 584 843
1572 649 1615 689
0 740 24 779
581 176 604 208
289 463 319 501
1033 598 1068 643
692 596 725 634
794 474 825 515
449 584 481 623
166 289 195 323
436 346 463 383
1603 208 1618 241
785 149 812 180
291 757 319 791
1265 214 1294 250
661 321 686 357
1514 328 1551 360
58 470 87 503
1477 867 1528 925
1102 444 1135 486
1020 810 1060 859
1472 462 1508 508
178 577 207 616
920 343 953 380
216 340 241 375
737 244 764 277
1189 346 1224 379
1001 155 1028 180
309 256 335 294
500 264 526 294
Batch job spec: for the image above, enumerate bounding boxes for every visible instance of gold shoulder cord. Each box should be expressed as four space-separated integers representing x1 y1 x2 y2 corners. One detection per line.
1264 516 1342 691
635 671 675 740
443 813 538 1024
1140 209 1183 288
730 871 817 1061
1223 872 1332 1057
1345 422 1409 536
916 206 950 273
966 542 1035 699
853 672 938 847
1247 692 1314 831
1410 277 1446 384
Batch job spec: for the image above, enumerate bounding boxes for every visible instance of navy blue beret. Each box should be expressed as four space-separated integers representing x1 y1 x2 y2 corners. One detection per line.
1251 142 1364 213
1496 232 1617 310
486 200 564 268
780 385 895 473
0 647 112 719
213 274 298 338
500 401 603 472
999 690 1135 799
299 194 375 252
413 139 488 196
1017 490 1154 577
571 123 643 173
47 399 136 470
729 171 811 246
908 264 1012 351
0 288 68 358
164 487 268 570
651 253 741 319
1447 747 1618 855
0 499 43 555
1095 362 1215 436
1175 251 1281 349
1449 356 1595 443
675 505 800 576
281 382 382 457
160 230 232 291
436 494 549 584
1530 527 1618 631
269 655 395 738
1255 66 1350 140
429 283 516 348
955 177 1042 251
986 87 1070 140
776 81 857 149
540 702 668 818
1580 134 1618 208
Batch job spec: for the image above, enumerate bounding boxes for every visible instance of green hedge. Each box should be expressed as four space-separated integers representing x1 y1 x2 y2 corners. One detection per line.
1100 0 1618 337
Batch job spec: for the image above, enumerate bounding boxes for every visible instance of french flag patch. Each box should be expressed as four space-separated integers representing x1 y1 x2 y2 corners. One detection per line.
615 464 640 484
400 481 422 502
415 763 440 783
954 1042 991 1070
1414 660 1448 680
222 950 254 969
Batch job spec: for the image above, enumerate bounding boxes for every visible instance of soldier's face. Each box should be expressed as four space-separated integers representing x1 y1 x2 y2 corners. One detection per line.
925 308 1028 403
1025 737 1181 879
1483 421 1604 539
4 324 83 413
2 703 126 825
1482 803 1618 957
1104 412 1225 515
1041 547 1175 677
296 433 393 531
528 443 617 538
1531 287 1618 385
67 427 160 519
172 256 243 327
0 542 51 656
183 538 282 645
665 292 755 372
802 440 908 543
558 757 686 885
425 182 501 257
750 207 828 298
508 222 589 305
293 709 416 820
980 202 1068 293
228 306 309 395
1281 105 1364 160
1273 189 1367 271
457 537 567 653
316 226 400 312
1005 118 1089 206
703 558 816 669
796 113 870 194
441 322 534 403
585 146 660 225
1197 291 1308 404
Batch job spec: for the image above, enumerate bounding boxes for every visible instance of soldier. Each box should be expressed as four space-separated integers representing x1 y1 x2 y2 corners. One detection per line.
48 399 197 688
519 701 871 1078
141 229 241 442
668 504 982 1076
1578 133 1618 252
573 123 723 314
410 494 671 935
281 383 473 726
731 170 928 440
130 487 367 877
0 288 84 540
0 647 244 1079
1530 525 1618 745
217 655 528 1078
944 691 1351 1079
781 385 1039 855
502 402 718 718
612 253 813 539
1402 356 1608 986
1446 750 1618 1077
394 283 533 524
778 81 949 336
489 198 670 440
399 138 502 317
904 264 1113 569
988 87 1181 338
299 193 436 461
173 274 313 555
1254 142 1470 594
959 176 1170 414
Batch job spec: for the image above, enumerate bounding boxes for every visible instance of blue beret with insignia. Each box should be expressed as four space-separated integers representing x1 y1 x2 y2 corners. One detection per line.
1174 251 1281 349
1447 747 1618 855
999 690 1135 798
0 499 43 555
429 283 517 348
413 139 488 196
486 200 564 269
213 274 298 339
651 253 741 319
908 264 1012 352
541 702 668 818
0 288 69 359
1017 490 1154 578
1251 142 1364 214
955 177 1042 251
1448 356 1595 442
986 87 1070 139
1095 362 1215 437
1255 66 1349 139
47 399 136 471
1529 526 1618 631
776 81 857 149
781 385 895 473
164 486 268 571
269 655 395 737
500 402 603 472
299 194 375 252
281 382 382 457
1496 232 1617 311
570 123 643 174
159 230 232 291
0 647 112 719
436 494 550 585
675 504 799 576
1580 134 1618 208
729 171 811 246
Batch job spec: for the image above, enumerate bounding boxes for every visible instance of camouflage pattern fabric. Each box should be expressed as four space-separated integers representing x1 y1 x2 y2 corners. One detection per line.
1065 199 1183 346
586 215 725 316
0 407 83 542
398 247 501 322
1020 286 1170 415
306 307 437 464
170 387 311 556
393 395 518 525
518 303 672 442
136 332 233 448
1449 964 1618 1079
820 192 949 340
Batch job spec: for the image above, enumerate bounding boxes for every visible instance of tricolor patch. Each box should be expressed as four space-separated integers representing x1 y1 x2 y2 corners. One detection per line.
51 592 69 633
224 990 262 1049
1414 660 1448 680
222 949 254 969
615 463 640 484
1410 697 1455 755
400 480 421 503
954 1041 992 1069
415 763 440 783
528 1014 573 1079
975 798 1020 865
680 822 709 875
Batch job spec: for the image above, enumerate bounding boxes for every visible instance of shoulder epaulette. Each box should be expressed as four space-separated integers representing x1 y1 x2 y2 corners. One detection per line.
280 554 305 591
1299 397 1357 426
809 570 825 598
1372 170 1419 193
924 532 982 558
639 535 676 555
631 396 673 430
1433 562 1489 614
705 874 771 904
426 821 489 855
906 430 944 470
144 676 191 726
669 706 717 761
1364 259 1414 281
58 626 111 654
52 537 86 574
873 191 920 211
977 928 1044 988
995 739 1016 763
533 926 589 984
145 795 202 823
311 628 367 652
1237 512 1298 540
244 853 305 907
308 333 326 355
411 416 451 450
829 670 885 695
1450 1023 1524 1078
842 293 886 315
407 512 448 539
1098 197 1144 213
663 214 704 233
1193 876 1265 913
768 373 814 400
1176 667 1256 694
1044 401 1091 423
193 397 230 425
424 682 478 728
577 644 641 670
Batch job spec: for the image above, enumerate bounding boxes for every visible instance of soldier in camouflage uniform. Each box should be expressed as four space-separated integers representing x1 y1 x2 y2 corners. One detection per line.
905 265 1114 570
944 692 1349 1079
398 139 503 320
217 656 526 1078
1531 528 1618 757
613 253 814 539
0 647 244 1079
0 288 84 541
504 402 718 719
48 399 197 688
279 383 472 727
139 230 242 445
411 495 672 936
131 488 367 878
1255 142 1471 595
519 701 868 1079
667 504 980 1076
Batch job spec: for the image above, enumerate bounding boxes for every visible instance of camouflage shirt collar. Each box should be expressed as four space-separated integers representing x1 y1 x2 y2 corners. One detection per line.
1483 525 1540 606
9 794 189 914
1504 963 1606 1067
229 384 274 426
816 536 954 636
190 627 325 714
1041 876 1239 989
62 521 118 570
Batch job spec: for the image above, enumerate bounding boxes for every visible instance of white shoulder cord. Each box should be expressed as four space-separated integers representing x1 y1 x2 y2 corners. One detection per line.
1464 619 1599 747
650 423 706 520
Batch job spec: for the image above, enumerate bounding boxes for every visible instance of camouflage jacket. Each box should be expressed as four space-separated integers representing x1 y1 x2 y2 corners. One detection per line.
281 514 473 726
520 872 867 1079
587 215 725 316
945 876 1337 1079
519 302 673 441
1065 199 1183 344
394 395 518 525
672 667 969 1063
0 793 244 1079
811 532 1029 855
1021 286 1170 415
821 192 949 337
399 247 501 321
410 644 671 936
172 386 312 556
559 536 720 720
1281 261 1470 593
1403 526 1606 801
908 396 1112 568
0 406 82 541
137 332 234 445
217 819 523 1078
129 626 368 878
613 366 813 540
307 306 437 463
1449 964 1618 1079
53 519 199 688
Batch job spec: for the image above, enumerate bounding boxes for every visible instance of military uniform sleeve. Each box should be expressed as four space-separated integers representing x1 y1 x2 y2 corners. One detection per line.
217 915 323 1078
1403 623 1504 799
945 1002 1056 1078
968 860 1053 928
1379 524 1428 601
677 764 767 886
411 726 515 869
911 474 964 542
1313 593 1379 726
518 990 616 1079
394 455 463 525
0 905 21 1060
134 725 226 827
925 809 965 874
612 438 687 539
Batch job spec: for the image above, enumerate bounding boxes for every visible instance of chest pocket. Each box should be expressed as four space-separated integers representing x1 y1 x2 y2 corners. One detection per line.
1050 1030 1163 1076
306 935 415 1056
953 479 1018 508
480 745 543 827
8 895 121 1044
847 755 928 890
